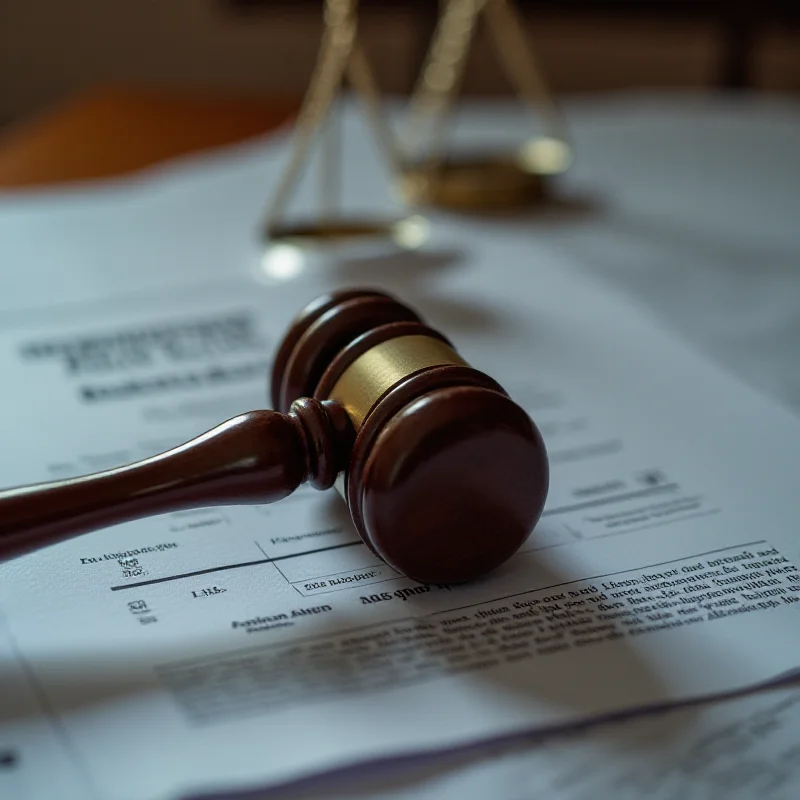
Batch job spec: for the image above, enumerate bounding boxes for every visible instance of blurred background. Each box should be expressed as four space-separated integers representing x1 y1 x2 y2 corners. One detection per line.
1 0 798 126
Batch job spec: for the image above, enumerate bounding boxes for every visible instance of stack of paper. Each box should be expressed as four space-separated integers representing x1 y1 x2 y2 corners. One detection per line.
0 92 798 800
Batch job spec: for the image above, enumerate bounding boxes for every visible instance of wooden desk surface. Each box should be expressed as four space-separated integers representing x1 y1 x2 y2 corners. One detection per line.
0 86 298 189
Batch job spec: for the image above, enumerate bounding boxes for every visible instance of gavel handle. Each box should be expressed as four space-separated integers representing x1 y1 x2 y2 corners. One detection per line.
0 403 347 561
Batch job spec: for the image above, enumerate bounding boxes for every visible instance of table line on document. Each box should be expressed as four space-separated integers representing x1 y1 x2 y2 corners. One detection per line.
109 540 363 591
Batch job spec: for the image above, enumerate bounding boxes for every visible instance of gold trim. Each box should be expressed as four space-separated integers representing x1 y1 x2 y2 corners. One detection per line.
328 335 467 428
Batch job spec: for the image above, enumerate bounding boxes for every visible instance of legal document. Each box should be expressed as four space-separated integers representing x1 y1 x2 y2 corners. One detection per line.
1 212 799 800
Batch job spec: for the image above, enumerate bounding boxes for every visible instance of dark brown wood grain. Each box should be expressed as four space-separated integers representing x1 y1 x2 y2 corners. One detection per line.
275 291 420 412
0 401 351 560
339 362 549 582
270 289 388 410
359 385 548 584
345 364 509 559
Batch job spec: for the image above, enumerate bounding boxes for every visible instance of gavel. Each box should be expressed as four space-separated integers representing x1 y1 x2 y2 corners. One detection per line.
0 289 548 584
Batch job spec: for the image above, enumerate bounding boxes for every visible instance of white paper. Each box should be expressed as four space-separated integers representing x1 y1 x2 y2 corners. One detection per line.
1 93 799 800
1 214 800 800
266 684 800 800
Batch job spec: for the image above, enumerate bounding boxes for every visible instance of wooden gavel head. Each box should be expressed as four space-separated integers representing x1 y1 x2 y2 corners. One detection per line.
0 289 548 585
269 289 549 584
